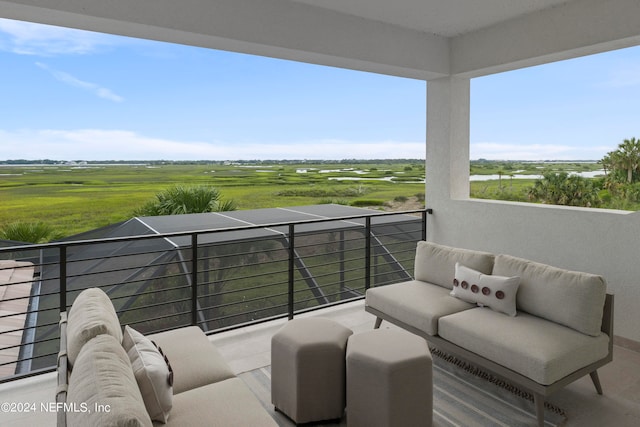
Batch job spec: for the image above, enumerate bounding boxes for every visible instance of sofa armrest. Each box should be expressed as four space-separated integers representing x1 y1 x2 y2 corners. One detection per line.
602 293 614 356
56 312 68 427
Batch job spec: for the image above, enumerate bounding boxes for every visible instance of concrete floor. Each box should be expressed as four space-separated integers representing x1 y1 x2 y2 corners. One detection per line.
1 300 638 426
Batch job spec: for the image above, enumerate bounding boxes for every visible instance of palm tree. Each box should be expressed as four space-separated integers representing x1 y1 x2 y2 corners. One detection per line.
528 171 599 207
133 185 236 216
0 221 63 243
606 138 640 183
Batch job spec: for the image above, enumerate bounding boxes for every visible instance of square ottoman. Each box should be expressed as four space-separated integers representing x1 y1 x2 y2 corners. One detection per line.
271 317 353 424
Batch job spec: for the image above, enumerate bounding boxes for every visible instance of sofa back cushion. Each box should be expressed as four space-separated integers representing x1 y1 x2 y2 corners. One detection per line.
414 241 495 289
68 334 153 427
67 287 123 367
148 326 236 394
492 254 606 336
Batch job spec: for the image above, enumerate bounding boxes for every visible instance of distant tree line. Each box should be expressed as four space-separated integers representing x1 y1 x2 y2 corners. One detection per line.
0 158 426 166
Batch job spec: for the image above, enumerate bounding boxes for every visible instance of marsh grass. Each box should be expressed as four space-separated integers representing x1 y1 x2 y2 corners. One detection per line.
1 162 426 237
470 178 535 202
0 160 614 239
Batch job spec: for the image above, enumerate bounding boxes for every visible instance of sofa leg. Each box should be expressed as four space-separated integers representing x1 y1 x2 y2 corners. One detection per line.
533 393 544 427
374 317 382 329
590 370 603 395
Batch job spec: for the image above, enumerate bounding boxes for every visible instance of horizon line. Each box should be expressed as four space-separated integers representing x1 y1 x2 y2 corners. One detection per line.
0 158 602 163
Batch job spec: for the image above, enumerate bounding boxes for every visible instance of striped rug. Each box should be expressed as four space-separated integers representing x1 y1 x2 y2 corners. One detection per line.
239 352 567 427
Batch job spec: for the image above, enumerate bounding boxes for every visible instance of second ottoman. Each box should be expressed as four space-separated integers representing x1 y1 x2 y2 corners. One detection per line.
271 317 353 424
346 329 433 427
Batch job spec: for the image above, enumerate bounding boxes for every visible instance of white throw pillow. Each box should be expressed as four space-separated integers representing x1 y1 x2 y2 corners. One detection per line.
451 263 521 316
122 326 173 423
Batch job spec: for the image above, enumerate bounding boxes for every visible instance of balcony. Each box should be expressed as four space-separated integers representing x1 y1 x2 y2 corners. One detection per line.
1 1 640 425
0 206 427 381
1 301 639 426
1 206 639 426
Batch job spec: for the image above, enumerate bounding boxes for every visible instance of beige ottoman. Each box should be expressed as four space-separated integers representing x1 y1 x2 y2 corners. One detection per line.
346 329 433 427
271 317 353 424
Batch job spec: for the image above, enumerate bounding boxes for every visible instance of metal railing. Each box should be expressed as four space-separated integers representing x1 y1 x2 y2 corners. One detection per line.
0 208 430 382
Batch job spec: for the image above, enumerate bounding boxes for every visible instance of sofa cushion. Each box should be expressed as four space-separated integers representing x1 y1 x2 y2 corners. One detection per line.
166 378 278 426
438 308 610 385
123 326 173 423
451 263 521 316
492 254 607 336
68 334 153 427
366 280 474 336
413 241 495 289
67 287 123 366
148 326 235 394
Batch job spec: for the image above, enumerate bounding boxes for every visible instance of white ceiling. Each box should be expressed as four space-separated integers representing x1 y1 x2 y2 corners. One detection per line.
291 0 571 37
1 0 637 79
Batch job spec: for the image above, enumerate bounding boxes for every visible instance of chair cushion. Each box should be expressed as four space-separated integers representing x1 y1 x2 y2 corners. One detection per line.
67 334 152 427
67 287 122 366
451 263 521 316
122 326 173 423
413 241 495 289
492 254 606 336
166 378 278 427
148 326 235 394
366 280 474 335
438 308 610 385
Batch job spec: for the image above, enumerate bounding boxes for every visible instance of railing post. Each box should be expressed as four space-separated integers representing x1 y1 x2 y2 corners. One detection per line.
60 245 67 313
339 230 345 295
422 210 428 241
191 233 198 326
288 224 295 320
365 217 371 290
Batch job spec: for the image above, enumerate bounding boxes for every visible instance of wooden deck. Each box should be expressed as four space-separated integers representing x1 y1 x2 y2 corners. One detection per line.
0 260 35 377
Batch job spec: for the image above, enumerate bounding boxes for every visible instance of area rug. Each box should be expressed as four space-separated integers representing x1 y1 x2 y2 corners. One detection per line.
239 350 567 427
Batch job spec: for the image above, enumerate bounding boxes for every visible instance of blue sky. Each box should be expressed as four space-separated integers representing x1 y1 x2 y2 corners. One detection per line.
0 17 638 161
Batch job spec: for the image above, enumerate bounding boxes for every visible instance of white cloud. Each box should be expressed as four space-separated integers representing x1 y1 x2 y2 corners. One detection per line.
471 142 610 161
255 139 424 160
36 62 124 102
2 128 613 162
0 18 115 56
0 129 424 161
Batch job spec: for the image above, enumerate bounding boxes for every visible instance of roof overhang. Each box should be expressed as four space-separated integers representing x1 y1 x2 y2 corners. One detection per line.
1 0 639 79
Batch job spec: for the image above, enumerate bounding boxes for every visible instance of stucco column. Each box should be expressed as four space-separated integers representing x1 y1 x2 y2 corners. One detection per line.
426 76 470 206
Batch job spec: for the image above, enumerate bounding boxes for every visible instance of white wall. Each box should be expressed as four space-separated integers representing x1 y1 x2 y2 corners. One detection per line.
428 198 640 343
426 77 640 344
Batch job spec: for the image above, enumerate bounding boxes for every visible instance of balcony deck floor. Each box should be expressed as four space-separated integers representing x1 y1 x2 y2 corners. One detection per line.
1 300 639 426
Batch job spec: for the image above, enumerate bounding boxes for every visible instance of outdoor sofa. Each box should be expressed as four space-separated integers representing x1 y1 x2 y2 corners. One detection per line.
365 241 614 427
56 287 277 427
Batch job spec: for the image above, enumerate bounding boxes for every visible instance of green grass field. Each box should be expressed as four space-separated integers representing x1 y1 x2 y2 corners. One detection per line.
0 162 427 237
1 160 615 238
